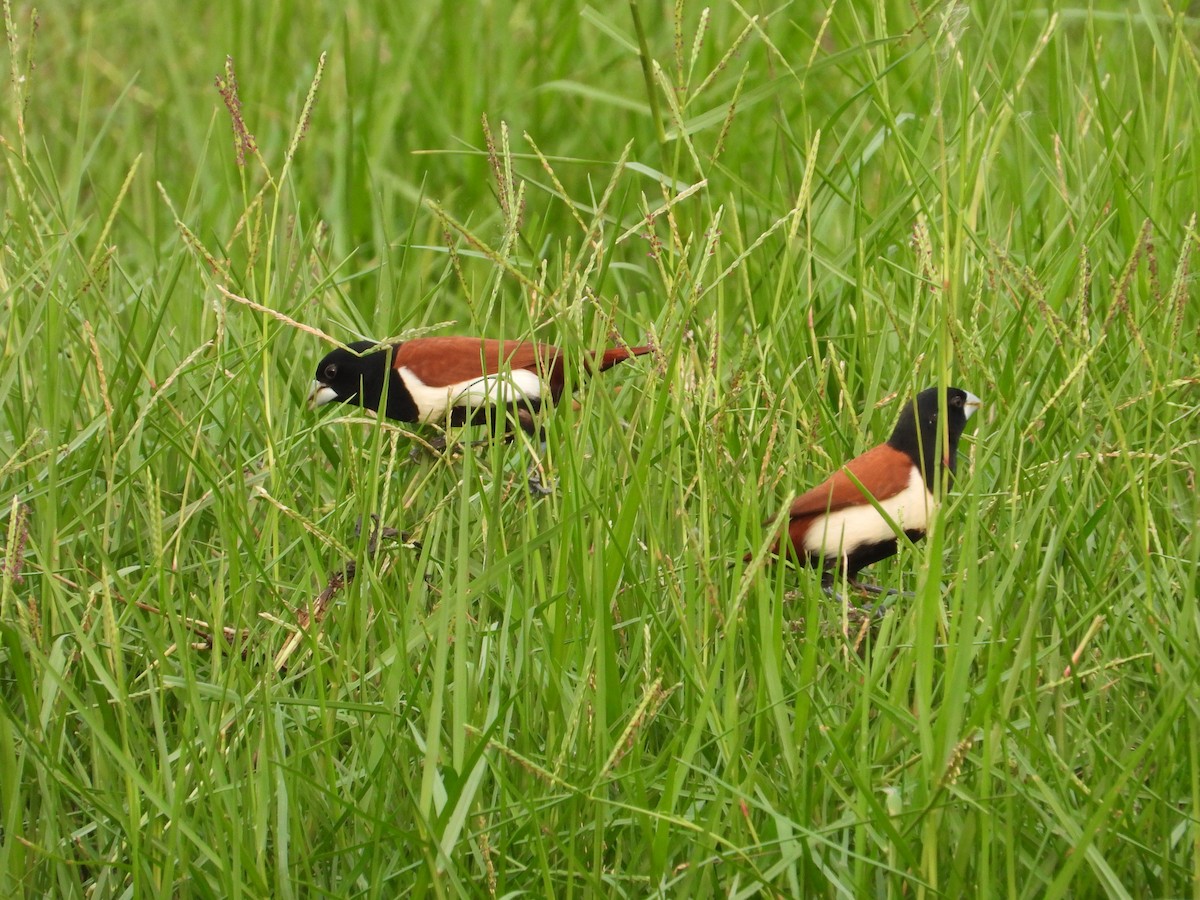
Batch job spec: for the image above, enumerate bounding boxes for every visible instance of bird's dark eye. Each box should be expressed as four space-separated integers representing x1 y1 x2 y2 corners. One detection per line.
951 395 963 407
324 364 338 380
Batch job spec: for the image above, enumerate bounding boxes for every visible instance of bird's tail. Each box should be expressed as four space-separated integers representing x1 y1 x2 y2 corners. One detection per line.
589 344 655 373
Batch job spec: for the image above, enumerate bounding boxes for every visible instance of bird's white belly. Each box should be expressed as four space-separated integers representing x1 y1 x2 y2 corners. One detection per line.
803 468 935 557
399 366 545 424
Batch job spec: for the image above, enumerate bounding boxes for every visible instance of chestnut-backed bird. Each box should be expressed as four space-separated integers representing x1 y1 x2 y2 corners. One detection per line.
765 386 980 588
308 336 652 453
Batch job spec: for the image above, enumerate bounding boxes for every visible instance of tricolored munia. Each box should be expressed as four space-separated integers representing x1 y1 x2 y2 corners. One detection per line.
308 336 653 489
762 386 981 591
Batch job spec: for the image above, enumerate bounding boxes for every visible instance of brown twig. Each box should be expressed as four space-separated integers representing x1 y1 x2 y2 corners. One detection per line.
45 570 252 652
272 518 409 672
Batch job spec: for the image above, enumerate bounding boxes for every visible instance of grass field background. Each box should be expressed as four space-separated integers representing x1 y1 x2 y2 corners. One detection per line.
2 0 1198 895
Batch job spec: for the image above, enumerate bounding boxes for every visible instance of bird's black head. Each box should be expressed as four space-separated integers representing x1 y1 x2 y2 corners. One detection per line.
887 386 981 487
307 341 394 414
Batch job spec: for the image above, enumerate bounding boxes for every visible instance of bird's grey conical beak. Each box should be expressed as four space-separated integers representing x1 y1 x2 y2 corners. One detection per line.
307 381 338 410
963 391 982 419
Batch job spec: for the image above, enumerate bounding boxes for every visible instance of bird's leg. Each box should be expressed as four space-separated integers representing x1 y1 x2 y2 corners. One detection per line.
455 403 554 494
848 581 914 619
849 581 895 596
408 434 448 462
406 403 555 494
485 405 520 445
818 573 907 619
455 404 518 447
850 581 915 600
406 409 493 462
407 437 455 464
408 404 506 463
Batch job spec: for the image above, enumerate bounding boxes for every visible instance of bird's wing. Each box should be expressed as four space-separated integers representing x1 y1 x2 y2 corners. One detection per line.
788 444 914 520
393 337 560 387
491 339 561 375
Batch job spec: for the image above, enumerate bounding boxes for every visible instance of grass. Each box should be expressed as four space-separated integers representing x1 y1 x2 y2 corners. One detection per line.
2 0 1198 895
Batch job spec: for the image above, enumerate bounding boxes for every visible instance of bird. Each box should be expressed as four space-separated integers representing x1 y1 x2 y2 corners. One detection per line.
307 335 653 471
762 386 981 590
